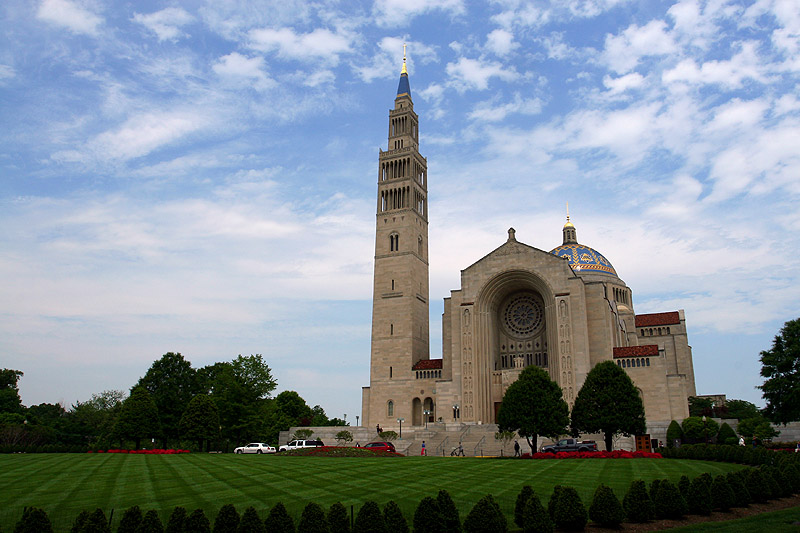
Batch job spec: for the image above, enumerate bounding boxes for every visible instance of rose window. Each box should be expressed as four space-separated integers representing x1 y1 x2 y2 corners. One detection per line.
502 295 544 337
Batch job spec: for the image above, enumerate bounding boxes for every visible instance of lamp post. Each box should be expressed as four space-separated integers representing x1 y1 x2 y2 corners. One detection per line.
702 415 709 444
397 418 404 439
356 415 359 427
423 409 431 429
452 404 459 421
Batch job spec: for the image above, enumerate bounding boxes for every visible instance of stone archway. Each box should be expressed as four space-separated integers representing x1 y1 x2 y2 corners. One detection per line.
412 397 422 426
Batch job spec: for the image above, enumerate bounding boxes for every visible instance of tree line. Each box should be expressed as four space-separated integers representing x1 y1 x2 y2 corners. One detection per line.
0 352 345 452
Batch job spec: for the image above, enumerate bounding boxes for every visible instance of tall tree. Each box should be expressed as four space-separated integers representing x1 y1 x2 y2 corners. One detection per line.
759 318 800 424
136 352 199 446
179 394 220 451
113 386 161 449
724 399 759 421
497 366 569 453
68 390 125 447
0 368 24 413
571 361 646 451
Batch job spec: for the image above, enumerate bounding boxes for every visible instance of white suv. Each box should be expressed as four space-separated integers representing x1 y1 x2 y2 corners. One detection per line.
278 439 325 452
234 442 276 454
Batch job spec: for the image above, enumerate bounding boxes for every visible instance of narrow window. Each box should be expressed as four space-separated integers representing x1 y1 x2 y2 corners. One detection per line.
387 400 394 416
390 324 393 335
391 279 395 290
389 366 392 378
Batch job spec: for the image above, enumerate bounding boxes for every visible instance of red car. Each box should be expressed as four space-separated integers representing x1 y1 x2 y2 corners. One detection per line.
363 441 396 453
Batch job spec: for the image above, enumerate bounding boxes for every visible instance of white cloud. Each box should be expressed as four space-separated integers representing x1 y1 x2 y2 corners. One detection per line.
213 52 274 90
372 0 464 27
603 72 645 94
0 64 15 82
445 57 519 91
486 29 518 56
133 7 194 42
662 41 768 88
468 93 542 122
603 19 677 74
352 36 437 83
36 0 103 36
248 27 353 64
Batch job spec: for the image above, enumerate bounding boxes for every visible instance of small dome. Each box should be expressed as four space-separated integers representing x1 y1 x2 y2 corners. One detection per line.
550 243 618 277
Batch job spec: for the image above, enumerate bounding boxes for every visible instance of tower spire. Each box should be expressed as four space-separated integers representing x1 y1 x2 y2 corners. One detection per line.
396 44 411 98
563 202 577 244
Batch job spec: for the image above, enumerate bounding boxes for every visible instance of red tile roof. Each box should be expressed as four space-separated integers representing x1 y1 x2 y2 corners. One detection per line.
635 311 680 327
412 359 443 370
613 345 659 358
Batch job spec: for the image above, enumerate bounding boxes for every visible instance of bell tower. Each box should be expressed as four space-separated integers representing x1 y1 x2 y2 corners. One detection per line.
363 48 430 427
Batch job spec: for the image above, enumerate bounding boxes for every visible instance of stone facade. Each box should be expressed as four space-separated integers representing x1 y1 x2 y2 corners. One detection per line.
361 62 698 440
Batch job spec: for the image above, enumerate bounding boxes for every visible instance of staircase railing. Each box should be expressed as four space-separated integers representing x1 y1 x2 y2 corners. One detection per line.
473 435 486 457
435 436 449 457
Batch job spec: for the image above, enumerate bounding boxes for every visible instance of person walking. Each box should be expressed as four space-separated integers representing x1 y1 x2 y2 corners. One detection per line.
421 440 426 455
514 440 521 457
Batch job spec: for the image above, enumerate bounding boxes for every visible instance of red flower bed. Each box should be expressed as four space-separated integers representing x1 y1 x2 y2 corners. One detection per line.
88 449 190 454
520 450 662 459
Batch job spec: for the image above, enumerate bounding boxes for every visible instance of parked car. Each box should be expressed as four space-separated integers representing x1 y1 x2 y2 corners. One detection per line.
362 441 396 453
539 438 597 453
233 443 276 454
278 439 325 452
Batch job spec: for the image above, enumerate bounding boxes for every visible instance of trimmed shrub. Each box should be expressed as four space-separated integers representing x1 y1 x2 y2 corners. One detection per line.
328 502 350 533
522 492 552 533
678 475 690 501
214 505 240 533
117 506 144 533
514 486 534 528
547 486 562 520
264 503 294 533
462 495 507 533
437 490 461 533
746 468 769 502
551 486 587 531
765 466 792 498
687 475 713 515
413 496 443 533
711 474 735 511
84 509 111 533
13 507 53 533
71 511 90 533
726 472 751 508
666 420 683 447
761 467 780 500
165 507 187 533
653 480 687 520
783 463 800 494
648 479 661 502
383 501 408 533
298 502 328 533
185 510 211 533
588 484 624 528
623 480 654 523
237 507 265 533
136 510 164 533
354 501 387 533
717 423 738 445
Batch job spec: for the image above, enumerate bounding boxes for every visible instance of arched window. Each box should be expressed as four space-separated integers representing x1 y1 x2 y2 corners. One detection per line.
389 233 399 252
418 235 423 255
387 400 394 416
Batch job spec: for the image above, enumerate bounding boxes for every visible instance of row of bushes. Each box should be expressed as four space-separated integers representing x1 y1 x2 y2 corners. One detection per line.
11 460 800 533
658 443 800 467
520 450 662 459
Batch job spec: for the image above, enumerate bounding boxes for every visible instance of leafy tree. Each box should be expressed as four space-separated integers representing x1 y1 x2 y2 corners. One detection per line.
136 352 199 447
0 368 24 413
379 430 398 441
688 396 714 417
185 509 211 533
496 366 569 453
725 399 759 420
335 430 353 446
494 430 515 455
681 416 719 443
717 422 738 445
327 503 350 533
736 416 779 442
588 484 624 527
291 428 314 440
113 387 161 449
264 502 294 533
353 501 387 533
237 507 265 533
179 395 220 451
759 318 800 423
462 495 506 533
437 490 461 533
571 361 646 451
666 420 683 447
413 496 443 533
383 500 408 533
69 390 125 447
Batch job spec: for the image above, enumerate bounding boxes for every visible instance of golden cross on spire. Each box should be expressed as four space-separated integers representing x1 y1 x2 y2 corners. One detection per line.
401 43 408 74
566 201 570 222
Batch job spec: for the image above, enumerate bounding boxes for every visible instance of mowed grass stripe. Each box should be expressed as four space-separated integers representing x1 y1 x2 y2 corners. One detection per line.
0 454 746 530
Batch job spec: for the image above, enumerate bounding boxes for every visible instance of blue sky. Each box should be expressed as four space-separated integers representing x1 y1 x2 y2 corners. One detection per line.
2 0 798 422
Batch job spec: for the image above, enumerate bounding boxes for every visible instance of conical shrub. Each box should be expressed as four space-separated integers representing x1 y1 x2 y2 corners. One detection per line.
547 486 562 520
514 486 534 529
623 480 653 523
648 479 661 502
783 463 800 494
84 509 111 533
297 502 328 533
462 495 507 533
117 506 143 533
185 510 211 533
136 510 164 533
678 475 690 501
14 507 54 533
71 511 90 533
746 468 769 503
236 506 264 533
437 490 461 533
328 502 350 533
687 475 713 515
165 507 187 533
711 474 735 512
522 492 552 533
413 496 443 533
654 480 687 520
588 484 624 528
353 500 386 533
726 472 751 508
383 501 408 533
264 503 294 533
551 486 587 531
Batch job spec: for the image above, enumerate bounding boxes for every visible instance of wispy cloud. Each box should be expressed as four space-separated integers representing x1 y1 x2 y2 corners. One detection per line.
36 0 103 36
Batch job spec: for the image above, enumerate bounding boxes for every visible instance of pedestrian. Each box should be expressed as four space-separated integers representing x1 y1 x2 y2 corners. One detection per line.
739 436 745 446
421 440 426 456
514 440 520 457
376 424 380 434
795 442 800 453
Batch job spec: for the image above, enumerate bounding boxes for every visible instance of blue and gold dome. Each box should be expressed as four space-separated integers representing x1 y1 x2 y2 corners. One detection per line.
550 243 618 276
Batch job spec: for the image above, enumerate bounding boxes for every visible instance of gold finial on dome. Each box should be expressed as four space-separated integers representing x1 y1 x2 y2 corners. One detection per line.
564 202 574 228
401 43 407 74
562 202 577 244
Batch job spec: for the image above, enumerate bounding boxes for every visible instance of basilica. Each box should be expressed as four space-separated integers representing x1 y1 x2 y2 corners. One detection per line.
361 58 697 437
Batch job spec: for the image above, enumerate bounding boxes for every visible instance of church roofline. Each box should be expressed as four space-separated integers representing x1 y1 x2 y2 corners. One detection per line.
461 232 573 274
613 345 659 358
635 311 681 327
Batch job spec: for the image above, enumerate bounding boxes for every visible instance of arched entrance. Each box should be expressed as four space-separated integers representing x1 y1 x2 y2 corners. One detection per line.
412 397 422 426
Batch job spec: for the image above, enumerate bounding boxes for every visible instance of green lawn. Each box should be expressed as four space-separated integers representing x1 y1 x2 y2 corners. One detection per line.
0 454 744 531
